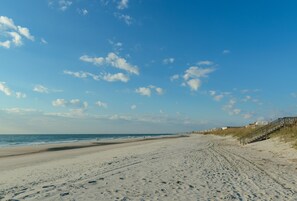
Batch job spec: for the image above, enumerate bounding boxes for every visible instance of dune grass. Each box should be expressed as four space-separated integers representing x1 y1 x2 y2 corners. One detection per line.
271 124 297 148
198 123 297 149
198 126 259 139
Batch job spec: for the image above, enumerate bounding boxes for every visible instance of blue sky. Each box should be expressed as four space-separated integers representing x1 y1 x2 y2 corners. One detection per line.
1 0 297 134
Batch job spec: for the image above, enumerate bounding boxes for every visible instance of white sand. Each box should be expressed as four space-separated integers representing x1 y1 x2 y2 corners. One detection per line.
1 134 297 200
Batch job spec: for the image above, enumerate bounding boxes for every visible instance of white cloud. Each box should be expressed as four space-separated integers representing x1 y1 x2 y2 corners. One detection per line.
0 82 27 98
181 66 215 91
106 52 138 74
70 99 80 105
117 0 129 9
197 60 213 66
0 40 11 48
52 99 67 107
2 108 38 115
103 73 129 82
52 98 88 110
136 87 151 97
163 58 175 64
83 101 88 109
41 38 48 44
95 101 108 108
48 0 73 11
223 49 230 54
78 8 88 16
101 0 129 10
109 114 132 121
155 87 164 95
115 13 133 25
33 84 63 94
209 90 216 96
64 70 129 83
15 92 26 99
241 95 262 105
59 0 72 11
80 55 105 65
223 99 242 115
170 74 179 81
109 113 173 123
9 32 22 46
17 26 34 41
0 16 17 30
0 82 12 96
46 105 88 118
64 70 87 78
80 52 139 75
45 111 84 119
108 40 123 53
114 42 122 47
82 9 88 15
75 47 137 85
33 85 49 93
106 113 207 126
183 66 215 80
131 104 136 110
209 90 224 101
0 16 34 49
187 79 201 91
71 99 88 110
223 99 235 111
64 70 100 81
136 85 164 96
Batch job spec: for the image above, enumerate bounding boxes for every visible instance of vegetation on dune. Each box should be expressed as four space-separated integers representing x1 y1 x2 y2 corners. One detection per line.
271 124 297 148
197 126 260 138
197 122 297 149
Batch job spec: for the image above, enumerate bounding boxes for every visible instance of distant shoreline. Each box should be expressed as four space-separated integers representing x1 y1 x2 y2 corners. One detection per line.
0 133 179 149
0 134 188 158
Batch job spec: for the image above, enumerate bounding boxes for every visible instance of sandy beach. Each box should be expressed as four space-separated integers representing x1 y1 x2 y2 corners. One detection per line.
1 134 297 200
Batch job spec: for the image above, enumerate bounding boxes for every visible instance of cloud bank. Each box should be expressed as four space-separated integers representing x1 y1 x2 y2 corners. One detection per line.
0 16 34 49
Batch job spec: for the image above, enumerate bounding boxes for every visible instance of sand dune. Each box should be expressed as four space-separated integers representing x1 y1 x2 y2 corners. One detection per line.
1 134 297 200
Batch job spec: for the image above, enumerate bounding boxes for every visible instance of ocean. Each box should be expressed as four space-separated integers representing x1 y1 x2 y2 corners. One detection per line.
0 134 174 148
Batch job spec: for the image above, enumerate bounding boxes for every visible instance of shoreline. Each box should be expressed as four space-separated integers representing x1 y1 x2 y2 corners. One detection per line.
0 134 188 158
0 133 178 149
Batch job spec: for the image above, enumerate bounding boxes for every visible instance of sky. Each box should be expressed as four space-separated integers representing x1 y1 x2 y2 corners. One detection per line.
1 0 297 134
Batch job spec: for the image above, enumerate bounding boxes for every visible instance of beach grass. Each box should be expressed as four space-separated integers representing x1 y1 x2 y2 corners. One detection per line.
197 123 297 149
198 126 258 138
271 124 297 148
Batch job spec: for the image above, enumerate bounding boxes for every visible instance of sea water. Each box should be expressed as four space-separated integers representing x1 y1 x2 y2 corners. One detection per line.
0 134 174 148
